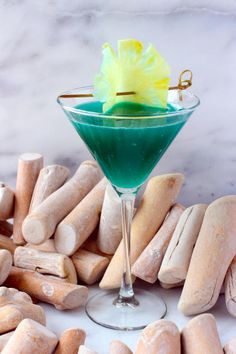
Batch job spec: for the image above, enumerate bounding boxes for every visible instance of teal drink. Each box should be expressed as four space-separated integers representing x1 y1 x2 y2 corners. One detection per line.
69 101 189 190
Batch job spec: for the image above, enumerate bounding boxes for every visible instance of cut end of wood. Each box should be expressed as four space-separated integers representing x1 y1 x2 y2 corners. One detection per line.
62 286 89 310
22 214 49 245
55 224 78 256
19 153 43 162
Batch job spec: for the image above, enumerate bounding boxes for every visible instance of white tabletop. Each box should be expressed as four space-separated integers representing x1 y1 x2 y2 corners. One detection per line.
42 281 234 353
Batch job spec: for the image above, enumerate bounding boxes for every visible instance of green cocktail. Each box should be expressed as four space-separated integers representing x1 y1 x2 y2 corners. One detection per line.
69 101 188 191
58 86 199 331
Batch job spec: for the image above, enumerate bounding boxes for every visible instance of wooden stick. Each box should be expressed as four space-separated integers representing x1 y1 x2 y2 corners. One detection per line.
0 183 14 220
14 247 77 283
224 337 236 354
97 184 122 255
13 153 43 245
110 340 133 354
29 164 69 212
0 332 14 352
100 174 184 289
54 178 108 256
225 256 236 317
23 160 102 245
135 320 181 354
0 234 16 254
0 286 46 334
72 249 109 285
5 267 88 310
0 222 13 237
1 319 58 354
54 328 86 354
181 314 223 354
0 250 12 285
158 203 207 284
178 196 236 315
78 346 98 354
132 203 185 283
26 239 57 253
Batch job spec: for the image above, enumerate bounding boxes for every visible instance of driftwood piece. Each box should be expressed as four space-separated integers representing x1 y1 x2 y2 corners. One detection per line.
225 256 236 317
82 236 113 260
178 196 236 315
0 222 13 237
29 164 69 212
0 250 12 285
132 203 184 283
97 184 122 255
23 160 102 245
1 319 58 354
0 183 14 220
13 153 43 245
14 247 77 283
224 337 236 354
0 235 16 254
109 340 133 354
135 320 181 354
158 203 207 284
54 328 86 354
72 249 109 285
0 286 46 334
100 174 184 289
5 267 88 310
181 314 223 354
55 178 108 256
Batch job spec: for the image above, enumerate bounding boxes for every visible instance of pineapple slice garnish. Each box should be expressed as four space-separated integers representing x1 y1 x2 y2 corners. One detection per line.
94 39 170 113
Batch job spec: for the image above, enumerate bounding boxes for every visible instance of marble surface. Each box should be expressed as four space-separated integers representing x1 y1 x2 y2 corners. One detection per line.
1 1 236 352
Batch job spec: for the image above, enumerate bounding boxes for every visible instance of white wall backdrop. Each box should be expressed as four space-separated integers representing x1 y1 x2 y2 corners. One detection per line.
1 0 236 204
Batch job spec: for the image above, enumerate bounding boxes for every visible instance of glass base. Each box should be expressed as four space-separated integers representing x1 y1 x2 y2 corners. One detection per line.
85 288 167 331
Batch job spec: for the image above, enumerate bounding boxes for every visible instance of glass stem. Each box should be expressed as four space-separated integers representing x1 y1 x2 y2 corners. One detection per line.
114 192 139 308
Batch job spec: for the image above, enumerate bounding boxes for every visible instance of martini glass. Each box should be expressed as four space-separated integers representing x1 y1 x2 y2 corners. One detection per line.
57 87 200 331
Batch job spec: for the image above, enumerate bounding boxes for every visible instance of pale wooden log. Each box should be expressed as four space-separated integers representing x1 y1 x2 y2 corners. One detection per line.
5 267 88 310
13 153 43 245
178 196 236 315
225 256 236 317
54 328 86 354
0 222 12 237
132 203 184 283
0 332 13 352
224 337 236 354
158 203 207 284
78 346 98 354
97 184 121 254
0 183 14 221
55 178 108 256
0 250 12 285
23 160 102 245
1 318 58 354
14 246 77 284
109 340 133 354
100 174 184 289
72 249 109 285
26 239 57 253
135 320 181 354
181 314 223 354
82 236 113 260
0 235 16 254
29 165 69 212
0 286 46 334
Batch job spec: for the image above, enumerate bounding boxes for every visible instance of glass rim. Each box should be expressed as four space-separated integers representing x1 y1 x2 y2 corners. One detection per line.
57 85 200 120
